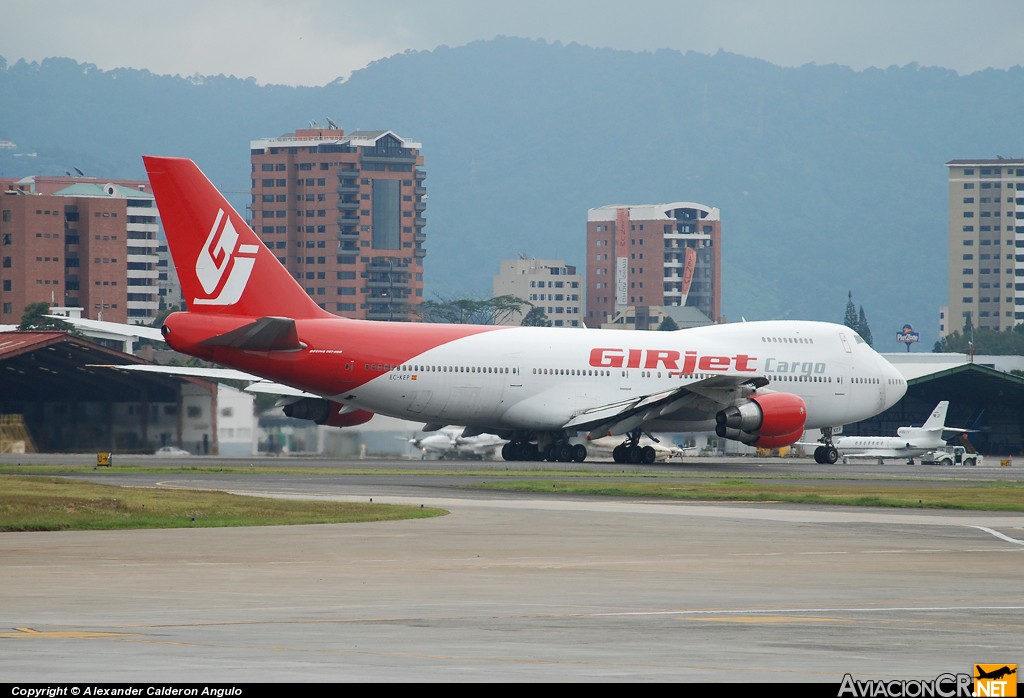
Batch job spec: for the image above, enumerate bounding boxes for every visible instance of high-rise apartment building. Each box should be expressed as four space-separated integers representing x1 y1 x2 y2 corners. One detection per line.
0 176 161 325
585 203 721 329
249 126 426 320
492 257 583 327
943 159 1024 336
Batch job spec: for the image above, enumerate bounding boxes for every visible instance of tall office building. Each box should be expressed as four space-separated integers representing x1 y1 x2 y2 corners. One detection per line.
943 159 1024 336
585 203 722 329
492 257 583 327
250 126 426 320
0 176 160 325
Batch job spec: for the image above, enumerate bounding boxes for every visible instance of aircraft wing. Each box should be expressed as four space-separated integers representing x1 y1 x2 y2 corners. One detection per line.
563 374 768 438
88 363 318 398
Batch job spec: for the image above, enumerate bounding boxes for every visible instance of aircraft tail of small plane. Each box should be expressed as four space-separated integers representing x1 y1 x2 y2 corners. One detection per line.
143 156 330 321
919 400 950 432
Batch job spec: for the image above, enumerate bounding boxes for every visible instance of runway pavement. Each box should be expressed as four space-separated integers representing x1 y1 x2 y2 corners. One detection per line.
1 456 1023 683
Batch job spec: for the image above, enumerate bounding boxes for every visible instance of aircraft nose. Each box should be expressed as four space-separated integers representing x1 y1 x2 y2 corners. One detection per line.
881 358 907 408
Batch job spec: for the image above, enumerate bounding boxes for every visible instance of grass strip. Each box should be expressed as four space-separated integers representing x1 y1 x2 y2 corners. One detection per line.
0 475 446 531
474 478 1024 511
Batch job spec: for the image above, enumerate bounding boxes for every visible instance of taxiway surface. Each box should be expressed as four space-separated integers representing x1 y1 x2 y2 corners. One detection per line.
1 456 1022 683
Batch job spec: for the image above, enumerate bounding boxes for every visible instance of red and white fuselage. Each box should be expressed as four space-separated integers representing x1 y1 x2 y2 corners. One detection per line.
145 156 906 457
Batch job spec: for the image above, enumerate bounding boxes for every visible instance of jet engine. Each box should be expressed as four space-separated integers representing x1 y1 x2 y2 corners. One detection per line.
715 392 807 448
282 397 374 427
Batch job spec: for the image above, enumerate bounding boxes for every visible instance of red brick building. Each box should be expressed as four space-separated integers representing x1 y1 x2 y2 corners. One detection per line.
250 126 426 320
585 202 722 329
1 176 161 325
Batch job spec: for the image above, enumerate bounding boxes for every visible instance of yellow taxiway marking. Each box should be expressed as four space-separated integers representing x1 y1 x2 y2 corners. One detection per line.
1 627 140 639
694 616 850 624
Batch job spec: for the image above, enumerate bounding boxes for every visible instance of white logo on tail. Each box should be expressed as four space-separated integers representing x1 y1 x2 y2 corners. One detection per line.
194 209 259 306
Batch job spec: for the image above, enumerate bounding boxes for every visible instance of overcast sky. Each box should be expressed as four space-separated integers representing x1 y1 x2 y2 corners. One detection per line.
2 0 1022 86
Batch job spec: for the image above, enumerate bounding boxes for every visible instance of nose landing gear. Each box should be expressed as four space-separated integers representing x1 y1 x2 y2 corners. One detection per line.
813 427 839 464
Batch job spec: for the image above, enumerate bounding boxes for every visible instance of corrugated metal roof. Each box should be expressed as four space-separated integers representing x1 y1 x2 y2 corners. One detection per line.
0 331 210 404
0 331 77 359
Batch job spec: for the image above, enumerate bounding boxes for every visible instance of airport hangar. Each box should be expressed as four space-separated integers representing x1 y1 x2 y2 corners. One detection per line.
836 353 1024 457
0 330 224 454
3 329 1024 457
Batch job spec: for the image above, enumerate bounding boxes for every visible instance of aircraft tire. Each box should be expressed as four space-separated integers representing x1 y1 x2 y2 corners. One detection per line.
642 446 657 464
572 444 587 463
824 446 839 464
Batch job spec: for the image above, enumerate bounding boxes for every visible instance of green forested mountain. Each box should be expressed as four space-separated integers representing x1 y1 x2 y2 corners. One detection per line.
2 38 1023 349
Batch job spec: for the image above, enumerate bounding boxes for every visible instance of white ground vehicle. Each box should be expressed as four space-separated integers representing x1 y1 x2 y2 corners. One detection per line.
920 445 981 467
155 446 191 457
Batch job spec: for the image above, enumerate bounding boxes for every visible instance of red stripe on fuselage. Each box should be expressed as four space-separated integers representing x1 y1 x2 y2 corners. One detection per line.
162 312 512 397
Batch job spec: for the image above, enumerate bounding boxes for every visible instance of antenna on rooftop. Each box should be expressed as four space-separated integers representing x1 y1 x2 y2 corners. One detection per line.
326 117 339 129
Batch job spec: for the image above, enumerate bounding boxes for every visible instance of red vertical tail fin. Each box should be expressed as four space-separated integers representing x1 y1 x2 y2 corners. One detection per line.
143 156 329 319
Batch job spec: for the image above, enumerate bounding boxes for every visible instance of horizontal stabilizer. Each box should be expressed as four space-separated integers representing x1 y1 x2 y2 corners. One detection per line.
46 315 166 343
89 363 316 397
199 316 304 352
90 363 263 381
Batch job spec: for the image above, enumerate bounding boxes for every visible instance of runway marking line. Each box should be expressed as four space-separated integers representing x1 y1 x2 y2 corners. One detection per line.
1 627 140 639
971 526 1024 545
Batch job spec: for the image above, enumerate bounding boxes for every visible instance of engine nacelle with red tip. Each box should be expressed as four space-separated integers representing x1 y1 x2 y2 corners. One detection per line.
283 398 374 428
714 392 807 448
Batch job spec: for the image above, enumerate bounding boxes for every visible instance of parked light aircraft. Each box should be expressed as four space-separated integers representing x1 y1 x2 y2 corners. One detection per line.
103 156 908 464
820 400 971 465
407 428 508 460
580 435 690 463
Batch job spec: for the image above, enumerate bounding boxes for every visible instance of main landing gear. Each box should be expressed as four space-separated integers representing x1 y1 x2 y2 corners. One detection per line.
501 433 587 463
813 427 839 464
612 428 658 465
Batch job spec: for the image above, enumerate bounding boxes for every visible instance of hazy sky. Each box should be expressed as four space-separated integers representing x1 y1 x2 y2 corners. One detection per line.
2 0 1022 86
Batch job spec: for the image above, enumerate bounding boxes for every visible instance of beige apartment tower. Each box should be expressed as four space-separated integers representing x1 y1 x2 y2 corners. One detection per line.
492 257 583 326
943 159 1024 336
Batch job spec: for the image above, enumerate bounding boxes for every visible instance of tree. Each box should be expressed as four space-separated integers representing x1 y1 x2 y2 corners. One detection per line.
415 294 530 324
933 326 1024 355
17 302 77 333
843 291 858 329
521 306 551 327
148 303 182 329
657 316 679 331
857 306 873 346
842 292 873 346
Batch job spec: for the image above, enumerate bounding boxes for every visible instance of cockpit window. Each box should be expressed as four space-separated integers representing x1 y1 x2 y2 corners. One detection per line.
852 333 866 344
